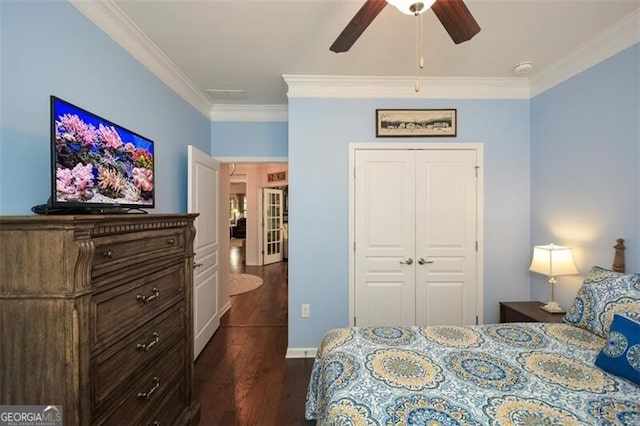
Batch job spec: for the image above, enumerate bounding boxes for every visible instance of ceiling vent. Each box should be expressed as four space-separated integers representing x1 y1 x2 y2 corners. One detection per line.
206 89 247 100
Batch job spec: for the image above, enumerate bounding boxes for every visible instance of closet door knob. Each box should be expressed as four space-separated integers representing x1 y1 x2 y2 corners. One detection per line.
418 258 434 265
400 258 413 265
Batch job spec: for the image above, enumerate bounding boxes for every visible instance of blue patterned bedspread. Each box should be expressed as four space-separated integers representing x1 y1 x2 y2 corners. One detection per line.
305 323 640 425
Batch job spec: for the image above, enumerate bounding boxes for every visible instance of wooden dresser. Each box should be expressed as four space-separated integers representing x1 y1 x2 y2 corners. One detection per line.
0 214 200 425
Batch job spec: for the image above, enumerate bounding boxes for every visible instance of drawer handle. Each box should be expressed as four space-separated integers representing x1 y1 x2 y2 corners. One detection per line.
152 423 160 426
103 249 115 258
137 377 160 400
136 288 160 304
167 237 176 245
136 332 160 352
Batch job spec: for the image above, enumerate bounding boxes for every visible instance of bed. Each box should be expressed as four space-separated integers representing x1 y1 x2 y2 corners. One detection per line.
305 241 640 425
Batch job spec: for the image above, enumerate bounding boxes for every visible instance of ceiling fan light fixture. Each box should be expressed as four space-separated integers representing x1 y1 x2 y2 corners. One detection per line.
387 0 435 16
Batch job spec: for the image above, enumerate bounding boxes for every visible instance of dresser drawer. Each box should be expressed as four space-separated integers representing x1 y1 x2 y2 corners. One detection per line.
94 341 185 426
92 228 185 278
92 305 185 410
91 263 184 349
144 377 187 426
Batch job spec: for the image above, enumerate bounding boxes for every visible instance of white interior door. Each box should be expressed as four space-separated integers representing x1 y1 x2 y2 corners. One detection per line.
414 150 477 325
354 148 478 327
262 188 283 265
188 145 220 359
354 150 416 326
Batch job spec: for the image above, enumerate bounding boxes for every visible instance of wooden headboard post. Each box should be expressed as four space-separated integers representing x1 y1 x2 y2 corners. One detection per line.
613 238 625 273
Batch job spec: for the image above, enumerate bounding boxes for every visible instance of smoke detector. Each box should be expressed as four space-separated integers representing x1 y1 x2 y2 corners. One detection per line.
513 61 533 75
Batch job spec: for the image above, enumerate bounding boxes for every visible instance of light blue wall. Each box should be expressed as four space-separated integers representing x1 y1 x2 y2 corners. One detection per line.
211 121 287 157
3 0 637 352
288 98 531 348
530 43 640 307
0 1 210 215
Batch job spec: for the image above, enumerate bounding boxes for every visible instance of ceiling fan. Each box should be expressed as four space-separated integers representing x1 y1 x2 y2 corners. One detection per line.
330 0 481 53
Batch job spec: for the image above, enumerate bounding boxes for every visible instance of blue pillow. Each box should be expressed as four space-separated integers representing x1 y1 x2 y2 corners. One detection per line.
595 314 640 385
563 266 640 337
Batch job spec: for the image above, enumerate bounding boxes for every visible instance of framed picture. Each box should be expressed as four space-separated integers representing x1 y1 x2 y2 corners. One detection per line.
376 109 457 137
267 171 286 182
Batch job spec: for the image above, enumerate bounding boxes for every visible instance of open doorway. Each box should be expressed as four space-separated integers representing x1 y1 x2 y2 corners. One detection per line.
195 157 299 423
229 173 247 270
226 162 288 268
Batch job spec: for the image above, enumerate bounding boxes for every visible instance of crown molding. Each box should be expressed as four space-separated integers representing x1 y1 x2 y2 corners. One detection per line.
69 0 211 118
71 0 637 116
283 75 531 99
210 104 288 122
530 9 640 97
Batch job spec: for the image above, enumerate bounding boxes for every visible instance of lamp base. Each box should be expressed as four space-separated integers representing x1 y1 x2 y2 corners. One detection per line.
540 301 565 314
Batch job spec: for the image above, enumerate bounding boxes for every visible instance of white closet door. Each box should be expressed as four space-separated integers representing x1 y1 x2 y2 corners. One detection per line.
354 150 416 326
354 148 478 327
414 150 477 326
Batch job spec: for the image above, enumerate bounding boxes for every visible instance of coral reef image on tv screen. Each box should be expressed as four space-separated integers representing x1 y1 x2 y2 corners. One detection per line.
52 97 154 207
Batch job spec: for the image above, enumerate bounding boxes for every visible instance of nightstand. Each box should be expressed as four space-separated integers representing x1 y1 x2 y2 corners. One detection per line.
500 301 565 323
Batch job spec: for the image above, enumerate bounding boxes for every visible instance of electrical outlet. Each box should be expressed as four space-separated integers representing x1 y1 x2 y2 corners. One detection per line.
301 304 311 318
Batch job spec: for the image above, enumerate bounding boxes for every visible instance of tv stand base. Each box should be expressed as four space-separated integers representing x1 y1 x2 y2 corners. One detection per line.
31 204 148 215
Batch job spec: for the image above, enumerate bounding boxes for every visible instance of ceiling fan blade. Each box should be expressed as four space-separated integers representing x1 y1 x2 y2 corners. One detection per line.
431 0 481 44
330 0 387 53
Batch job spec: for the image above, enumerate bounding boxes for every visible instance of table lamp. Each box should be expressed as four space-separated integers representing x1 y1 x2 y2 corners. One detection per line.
529 244 578 313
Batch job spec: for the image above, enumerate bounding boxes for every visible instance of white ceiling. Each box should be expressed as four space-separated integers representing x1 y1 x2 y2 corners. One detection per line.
79 0 639 111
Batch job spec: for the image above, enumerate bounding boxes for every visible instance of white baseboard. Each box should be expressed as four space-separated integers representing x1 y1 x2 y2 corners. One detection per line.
219 301 232 318
286 347 317 358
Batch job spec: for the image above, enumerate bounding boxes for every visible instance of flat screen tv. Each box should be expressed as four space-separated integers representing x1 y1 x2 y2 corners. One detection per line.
49 96 155 213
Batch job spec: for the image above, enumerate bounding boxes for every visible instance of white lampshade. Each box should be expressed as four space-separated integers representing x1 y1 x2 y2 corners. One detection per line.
387 0 436 15
529 244 578 277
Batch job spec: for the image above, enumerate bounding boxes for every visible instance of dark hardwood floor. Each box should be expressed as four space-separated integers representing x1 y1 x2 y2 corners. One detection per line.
194 244 315 426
